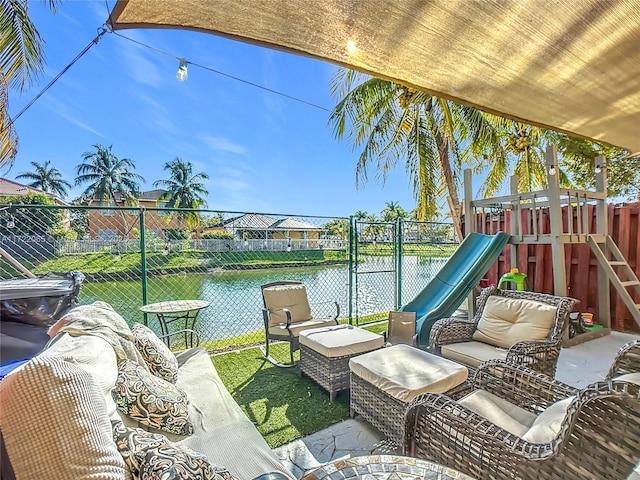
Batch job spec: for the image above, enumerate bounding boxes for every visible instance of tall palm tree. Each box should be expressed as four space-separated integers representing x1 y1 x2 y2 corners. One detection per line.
381 201 409 222
329 69 505 236
153 158 209 227
16 160 71 197
75 144 143 235
1 0 61 168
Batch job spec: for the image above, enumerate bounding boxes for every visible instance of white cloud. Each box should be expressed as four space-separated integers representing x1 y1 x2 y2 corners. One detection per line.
41 97 106 138
114 34 165 88
200 136 248 156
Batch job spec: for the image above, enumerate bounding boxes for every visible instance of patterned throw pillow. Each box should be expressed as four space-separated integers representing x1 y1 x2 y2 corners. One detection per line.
112 421 236 480
132 323 179 384
113 359 193 436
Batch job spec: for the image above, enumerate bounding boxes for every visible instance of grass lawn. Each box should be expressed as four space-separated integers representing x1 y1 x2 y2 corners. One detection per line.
212 322 388 448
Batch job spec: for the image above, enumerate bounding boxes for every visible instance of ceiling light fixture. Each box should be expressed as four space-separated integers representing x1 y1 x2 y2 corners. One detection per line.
176 58 188 81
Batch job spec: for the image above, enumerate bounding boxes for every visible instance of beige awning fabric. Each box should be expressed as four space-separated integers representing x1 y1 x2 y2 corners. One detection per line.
109 0 640 155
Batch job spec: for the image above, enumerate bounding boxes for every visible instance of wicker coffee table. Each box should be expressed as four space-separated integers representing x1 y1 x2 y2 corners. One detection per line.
299 325 384 401
301 455 474 480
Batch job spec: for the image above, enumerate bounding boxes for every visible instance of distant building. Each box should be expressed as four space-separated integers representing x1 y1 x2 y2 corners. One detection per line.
0 178 68 206
86 189 186 240
205 213 321 241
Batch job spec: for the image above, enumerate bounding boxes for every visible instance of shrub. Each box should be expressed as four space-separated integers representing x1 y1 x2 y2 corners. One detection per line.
202 230 234 240
165 228 192 240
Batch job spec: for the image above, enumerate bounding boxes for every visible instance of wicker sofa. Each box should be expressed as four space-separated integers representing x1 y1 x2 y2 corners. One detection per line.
0 302 294 480
404 340 640 480
429 286 576 376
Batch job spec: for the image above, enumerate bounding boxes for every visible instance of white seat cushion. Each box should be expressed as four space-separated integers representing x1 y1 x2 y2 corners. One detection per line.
472 295 557 348
267 318 337 337
441 341 508 368
299 325 384 358
349 344 468 403
458 389 537 437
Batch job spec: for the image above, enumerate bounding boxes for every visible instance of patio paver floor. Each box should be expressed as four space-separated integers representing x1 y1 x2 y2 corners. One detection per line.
273 330 640 479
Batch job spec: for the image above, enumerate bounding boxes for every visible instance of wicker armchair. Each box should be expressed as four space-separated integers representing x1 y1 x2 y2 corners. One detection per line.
260 281 339 367
404 351 640 480
607 339 640 379
429 286 576 376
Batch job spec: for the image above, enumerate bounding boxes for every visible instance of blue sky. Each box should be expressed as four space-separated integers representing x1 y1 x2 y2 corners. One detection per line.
5 0 421 218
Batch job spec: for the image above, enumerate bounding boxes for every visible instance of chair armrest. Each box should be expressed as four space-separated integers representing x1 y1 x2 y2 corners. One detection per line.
262 307 293 328
404 392 561 462
473 359 577 410
158 329 200 348
506 339 562 377
428 317 476 349
606 339 640 379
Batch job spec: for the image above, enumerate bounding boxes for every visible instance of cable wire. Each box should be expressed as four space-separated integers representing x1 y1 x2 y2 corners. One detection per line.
4 27 108 131
110 31 331 113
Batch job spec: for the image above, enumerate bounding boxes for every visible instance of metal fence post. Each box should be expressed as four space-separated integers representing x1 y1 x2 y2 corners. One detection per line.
348 215 355 325
139 209 148 325
396 219 403 310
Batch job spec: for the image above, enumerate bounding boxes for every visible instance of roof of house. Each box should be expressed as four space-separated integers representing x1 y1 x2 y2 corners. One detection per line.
111 189 166 203
222 213 320 230
0 178 68 205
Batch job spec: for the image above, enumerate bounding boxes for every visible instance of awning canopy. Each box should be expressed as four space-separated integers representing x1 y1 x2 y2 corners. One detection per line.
109 0 640 155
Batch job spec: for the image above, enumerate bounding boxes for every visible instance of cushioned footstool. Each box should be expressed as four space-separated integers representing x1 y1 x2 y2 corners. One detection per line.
299 325 384 401
349 344 469 444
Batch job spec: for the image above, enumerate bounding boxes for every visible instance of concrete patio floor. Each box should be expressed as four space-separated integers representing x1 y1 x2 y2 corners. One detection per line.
273 331 640 479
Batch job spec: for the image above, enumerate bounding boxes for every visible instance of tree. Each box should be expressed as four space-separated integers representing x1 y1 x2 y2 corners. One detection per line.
75 144 143 235
329 69 504 237
549 133 640 201
153 157 209 227
15 160 71 197
75 144 143 204
380 201 410 222
1 0 61 168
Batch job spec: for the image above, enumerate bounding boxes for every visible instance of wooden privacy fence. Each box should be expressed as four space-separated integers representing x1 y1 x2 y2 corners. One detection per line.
471 202 640 333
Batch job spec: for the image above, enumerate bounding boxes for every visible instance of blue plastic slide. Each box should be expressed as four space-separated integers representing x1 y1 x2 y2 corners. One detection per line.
400 231 511 345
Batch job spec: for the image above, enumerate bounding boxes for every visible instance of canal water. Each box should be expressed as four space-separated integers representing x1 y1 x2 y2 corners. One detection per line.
81 255 449 341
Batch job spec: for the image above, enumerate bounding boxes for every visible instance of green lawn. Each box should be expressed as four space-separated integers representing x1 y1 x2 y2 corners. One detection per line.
212 322 387 448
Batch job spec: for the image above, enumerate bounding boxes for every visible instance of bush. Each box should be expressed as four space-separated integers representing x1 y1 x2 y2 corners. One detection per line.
50 227 78 240
202 230 234 240
165 228 192 240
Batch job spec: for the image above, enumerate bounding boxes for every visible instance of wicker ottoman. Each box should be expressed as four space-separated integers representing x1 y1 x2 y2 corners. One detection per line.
349 344 469 444
299 325 384 401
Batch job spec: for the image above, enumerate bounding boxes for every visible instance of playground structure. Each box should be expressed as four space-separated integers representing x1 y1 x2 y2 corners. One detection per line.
463 145 640 344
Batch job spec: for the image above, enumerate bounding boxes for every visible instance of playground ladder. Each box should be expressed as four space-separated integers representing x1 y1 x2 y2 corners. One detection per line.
588 236 640 328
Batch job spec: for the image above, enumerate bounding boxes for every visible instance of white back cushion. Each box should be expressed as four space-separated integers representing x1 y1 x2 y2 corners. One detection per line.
263 284 312 326
522 396 575 444
0 356 125 480
473 295 557 348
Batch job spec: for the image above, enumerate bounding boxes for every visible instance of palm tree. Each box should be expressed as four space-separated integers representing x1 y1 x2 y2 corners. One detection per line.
381 201 409 222
16 160 71 197
75 144 143 235
153 158 209 227
329 69 505 237
1 0 61 168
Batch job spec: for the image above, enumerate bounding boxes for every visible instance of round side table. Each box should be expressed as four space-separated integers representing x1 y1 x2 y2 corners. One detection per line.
301 455 474 480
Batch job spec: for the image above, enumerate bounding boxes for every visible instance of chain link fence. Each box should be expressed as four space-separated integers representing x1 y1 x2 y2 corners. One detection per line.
350 219 458 325
0 203 455 352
